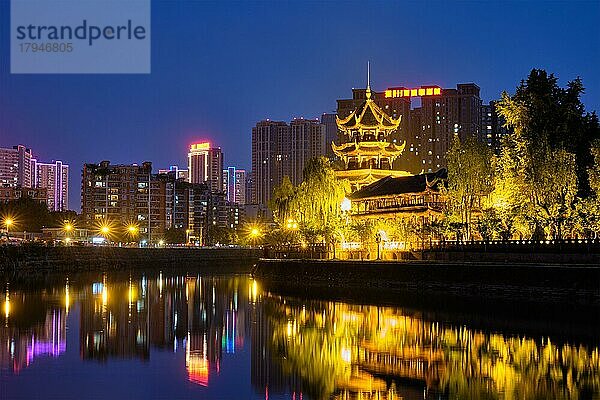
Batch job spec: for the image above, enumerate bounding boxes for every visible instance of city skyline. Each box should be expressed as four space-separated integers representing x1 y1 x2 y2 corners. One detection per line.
1 1 598 211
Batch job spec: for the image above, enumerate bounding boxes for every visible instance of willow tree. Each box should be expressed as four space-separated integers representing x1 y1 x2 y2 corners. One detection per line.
446 136 494 240
270 157 349 244
270 176 295 225
295 157 349 243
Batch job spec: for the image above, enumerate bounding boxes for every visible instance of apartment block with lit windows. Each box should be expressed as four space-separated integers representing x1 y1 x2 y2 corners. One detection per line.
188 143 223 193
81 161 167 241
251 118 326 207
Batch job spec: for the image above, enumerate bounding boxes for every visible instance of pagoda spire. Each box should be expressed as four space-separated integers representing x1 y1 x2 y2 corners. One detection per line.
366 61 371 99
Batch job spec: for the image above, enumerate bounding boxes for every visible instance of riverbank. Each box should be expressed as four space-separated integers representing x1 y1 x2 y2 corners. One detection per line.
0 246 261 279
254 259 600 342
254 259 600 305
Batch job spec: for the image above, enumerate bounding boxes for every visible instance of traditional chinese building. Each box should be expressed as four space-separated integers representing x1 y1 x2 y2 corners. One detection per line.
333 76 412 190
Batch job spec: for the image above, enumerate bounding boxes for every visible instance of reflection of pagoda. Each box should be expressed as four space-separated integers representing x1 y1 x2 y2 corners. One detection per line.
333 69 411 190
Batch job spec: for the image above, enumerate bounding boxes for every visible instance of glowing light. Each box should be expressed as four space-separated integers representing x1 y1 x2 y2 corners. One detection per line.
341 197 351 212
189 142 211 151
384 86 442 98
63 223 73 232
127 225 139 234
4 291 9 320
4 218 13 227
102 285 108 306
341 347 352 363
158 239 165 246
65 281 70 314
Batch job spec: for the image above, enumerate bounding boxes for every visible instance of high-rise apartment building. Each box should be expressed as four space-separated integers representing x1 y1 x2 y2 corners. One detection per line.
222 167 246 205
409 83 482 172
337 88 411 146
32 160 69 211
188 143 223 193
251 120 288 206
481 101 509 153
321 113 338 158
251 118 326 206
289 118 326 185
158 165 189 182
341 83 483 173
0 145 33 188
81 161 167 241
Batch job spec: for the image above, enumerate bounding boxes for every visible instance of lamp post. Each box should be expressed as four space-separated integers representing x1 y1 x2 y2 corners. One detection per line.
375 232 382 260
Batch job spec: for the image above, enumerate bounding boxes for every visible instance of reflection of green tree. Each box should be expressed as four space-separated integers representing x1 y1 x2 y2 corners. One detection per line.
263 297 600 400
267 300 355 399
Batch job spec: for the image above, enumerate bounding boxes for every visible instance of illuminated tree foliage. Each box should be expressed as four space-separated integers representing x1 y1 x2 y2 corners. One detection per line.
446 137 494 240
494 70 589 239
270 157 349 244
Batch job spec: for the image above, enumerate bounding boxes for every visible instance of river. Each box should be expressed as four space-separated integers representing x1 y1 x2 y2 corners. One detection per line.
1 271 598 399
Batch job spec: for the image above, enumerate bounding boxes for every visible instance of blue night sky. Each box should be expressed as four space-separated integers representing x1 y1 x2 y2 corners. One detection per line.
1 1 599 210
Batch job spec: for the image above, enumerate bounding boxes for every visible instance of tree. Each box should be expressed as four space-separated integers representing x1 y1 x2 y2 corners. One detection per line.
499 69 600 196
495 71 587 239
446 137 494 240
164 227 185 244
269 157 350 247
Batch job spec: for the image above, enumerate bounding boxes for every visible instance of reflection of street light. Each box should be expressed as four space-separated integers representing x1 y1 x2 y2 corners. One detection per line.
186 229 191 245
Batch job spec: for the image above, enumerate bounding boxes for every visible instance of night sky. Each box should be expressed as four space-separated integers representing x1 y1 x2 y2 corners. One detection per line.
1 1 599 211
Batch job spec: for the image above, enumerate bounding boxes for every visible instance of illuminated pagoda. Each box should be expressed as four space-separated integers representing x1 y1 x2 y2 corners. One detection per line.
333 67 411 190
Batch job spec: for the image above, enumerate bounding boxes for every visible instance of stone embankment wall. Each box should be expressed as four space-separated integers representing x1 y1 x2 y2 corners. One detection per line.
0 246 261 278
254 259 600 305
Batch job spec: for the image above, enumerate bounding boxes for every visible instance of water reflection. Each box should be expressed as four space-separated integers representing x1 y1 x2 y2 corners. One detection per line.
258 295 600 399
0 273 598 400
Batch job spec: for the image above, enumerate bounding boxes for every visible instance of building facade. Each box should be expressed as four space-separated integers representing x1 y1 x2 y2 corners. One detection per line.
222 167 246 205
0 186 47 205
81 161 167 241
337 83 483 173
188 143 223 193
251 119 326 207
0 145 33 188
251 120 288 206
32 160 69 211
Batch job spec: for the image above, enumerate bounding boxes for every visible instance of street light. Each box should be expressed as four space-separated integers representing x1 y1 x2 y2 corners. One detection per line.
4 218 13 240
63 221 74 245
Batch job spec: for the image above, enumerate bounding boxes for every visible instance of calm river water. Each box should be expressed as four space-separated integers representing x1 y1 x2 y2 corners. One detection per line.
0 272 598 399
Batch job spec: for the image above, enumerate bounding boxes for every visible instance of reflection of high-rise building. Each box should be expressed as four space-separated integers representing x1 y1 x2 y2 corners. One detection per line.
0 292 66 374
79 280 149 361
222 167 246 205
32 160 69 211
188 143 223 193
